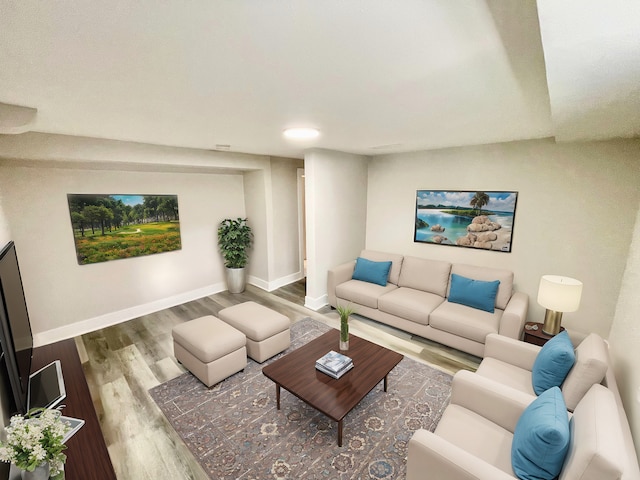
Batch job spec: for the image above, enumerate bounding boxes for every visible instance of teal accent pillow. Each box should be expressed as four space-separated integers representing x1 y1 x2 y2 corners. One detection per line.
447 273 500 313
532 330 575 395
352 257 392 286
512 387 570 480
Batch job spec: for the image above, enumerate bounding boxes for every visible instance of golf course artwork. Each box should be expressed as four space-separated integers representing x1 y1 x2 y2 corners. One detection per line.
414 190 518 252
67 194 181 265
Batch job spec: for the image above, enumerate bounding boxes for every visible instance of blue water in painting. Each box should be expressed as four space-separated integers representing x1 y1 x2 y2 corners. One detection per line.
415 210 514 244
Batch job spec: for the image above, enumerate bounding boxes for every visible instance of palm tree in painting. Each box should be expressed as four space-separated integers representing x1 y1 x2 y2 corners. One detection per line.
470 191 490 215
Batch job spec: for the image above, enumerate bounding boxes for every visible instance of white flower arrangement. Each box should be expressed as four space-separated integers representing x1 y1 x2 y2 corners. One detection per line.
0 408 71 476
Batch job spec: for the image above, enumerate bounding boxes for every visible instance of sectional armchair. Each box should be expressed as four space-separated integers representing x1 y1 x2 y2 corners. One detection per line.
476 332 609 411
407 332 640 479
407 370 632 480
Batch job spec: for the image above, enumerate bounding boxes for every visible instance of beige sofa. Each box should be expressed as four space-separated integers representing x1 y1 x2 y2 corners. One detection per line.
328 250 529 357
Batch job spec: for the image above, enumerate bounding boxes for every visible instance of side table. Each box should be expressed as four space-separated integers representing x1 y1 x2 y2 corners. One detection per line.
523 322 564 346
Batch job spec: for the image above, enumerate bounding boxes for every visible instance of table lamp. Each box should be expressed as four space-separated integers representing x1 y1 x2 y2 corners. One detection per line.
537 275 583 335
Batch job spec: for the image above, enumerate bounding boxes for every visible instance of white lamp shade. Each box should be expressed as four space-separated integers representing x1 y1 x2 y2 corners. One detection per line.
537 275 583 312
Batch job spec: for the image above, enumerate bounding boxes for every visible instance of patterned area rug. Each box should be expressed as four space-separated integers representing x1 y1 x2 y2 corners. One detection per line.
149 318 452 480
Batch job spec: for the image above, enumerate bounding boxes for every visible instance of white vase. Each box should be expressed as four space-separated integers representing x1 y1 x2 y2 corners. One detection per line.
226 267 246 293
20 462 50 480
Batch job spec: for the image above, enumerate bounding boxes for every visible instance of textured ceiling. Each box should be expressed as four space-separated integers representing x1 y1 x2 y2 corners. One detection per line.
0 1 638 159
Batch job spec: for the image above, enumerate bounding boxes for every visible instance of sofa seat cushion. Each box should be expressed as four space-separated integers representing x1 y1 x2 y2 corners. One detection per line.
378 287 444 325
429 301 502 344
335 279 397 309
475 358 536 396
435 404 515 476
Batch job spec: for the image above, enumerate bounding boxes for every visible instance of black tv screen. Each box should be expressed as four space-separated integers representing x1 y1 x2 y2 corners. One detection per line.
0 241 33 414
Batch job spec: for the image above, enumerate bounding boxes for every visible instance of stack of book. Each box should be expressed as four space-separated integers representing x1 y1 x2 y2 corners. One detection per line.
315 350 354 379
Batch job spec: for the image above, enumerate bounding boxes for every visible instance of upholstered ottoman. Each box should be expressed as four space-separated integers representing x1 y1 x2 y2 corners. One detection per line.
172 315 247 387
218 301 291 363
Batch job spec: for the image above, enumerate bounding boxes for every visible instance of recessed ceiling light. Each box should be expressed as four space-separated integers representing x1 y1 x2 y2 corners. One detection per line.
283 127 320 139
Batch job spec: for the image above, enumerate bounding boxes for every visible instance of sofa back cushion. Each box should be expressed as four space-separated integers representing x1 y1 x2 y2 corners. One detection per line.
559 384 623 480
561 333 609 412
398 256 452 297
360 250 404 285
450 264 514 310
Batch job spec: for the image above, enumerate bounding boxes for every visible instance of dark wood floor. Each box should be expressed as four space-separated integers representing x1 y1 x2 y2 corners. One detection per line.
77 279 479 479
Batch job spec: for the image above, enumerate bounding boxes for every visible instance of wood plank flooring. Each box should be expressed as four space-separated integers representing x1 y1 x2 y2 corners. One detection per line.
78 280 480 479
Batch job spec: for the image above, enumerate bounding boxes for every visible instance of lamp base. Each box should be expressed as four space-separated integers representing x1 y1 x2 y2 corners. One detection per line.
542 310 563 335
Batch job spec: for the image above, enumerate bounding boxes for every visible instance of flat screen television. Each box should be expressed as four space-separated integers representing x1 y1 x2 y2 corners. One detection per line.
0 241 34 414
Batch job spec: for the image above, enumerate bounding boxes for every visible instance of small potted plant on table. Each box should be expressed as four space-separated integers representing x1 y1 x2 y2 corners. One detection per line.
336 304 355 351
0 408 71 480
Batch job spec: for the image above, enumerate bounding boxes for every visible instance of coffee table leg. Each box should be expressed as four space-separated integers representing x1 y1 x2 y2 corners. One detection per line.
338 420 343 447
384 374 388 392
276 384 281 410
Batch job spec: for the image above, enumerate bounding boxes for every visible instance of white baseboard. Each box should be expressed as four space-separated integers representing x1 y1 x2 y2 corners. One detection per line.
33 282 226 346
248 271 305 292
304 293 328 311
34 272 308 346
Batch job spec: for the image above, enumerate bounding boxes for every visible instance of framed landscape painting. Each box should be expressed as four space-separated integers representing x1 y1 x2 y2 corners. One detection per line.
67 194 181 265
414 190 518 252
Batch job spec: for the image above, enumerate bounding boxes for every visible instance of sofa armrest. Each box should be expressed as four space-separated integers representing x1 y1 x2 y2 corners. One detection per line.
484 333 540 371
327 261 355 307
498 291 529 340
407 429 515 480
450 370 533 433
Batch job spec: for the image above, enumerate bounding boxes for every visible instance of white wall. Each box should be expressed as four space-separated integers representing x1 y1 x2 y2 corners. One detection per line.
304 149 368 310
0 186 10 244
0 133 305 343
244 169 269 285
271 157 305 281
609 206 640 459
367 138 640 338
0 162 245 343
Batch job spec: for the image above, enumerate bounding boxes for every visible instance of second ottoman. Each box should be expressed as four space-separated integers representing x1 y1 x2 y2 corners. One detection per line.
172 315 247 387
218 301 291 363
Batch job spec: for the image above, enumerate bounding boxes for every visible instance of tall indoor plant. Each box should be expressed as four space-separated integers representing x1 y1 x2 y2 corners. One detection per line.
217 218 253 293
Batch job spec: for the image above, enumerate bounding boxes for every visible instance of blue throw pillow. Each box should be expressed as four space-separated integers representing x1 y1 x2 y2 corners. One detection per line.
447 273 500 313
512 387 570 480
352 257 392 286
532 330 575 395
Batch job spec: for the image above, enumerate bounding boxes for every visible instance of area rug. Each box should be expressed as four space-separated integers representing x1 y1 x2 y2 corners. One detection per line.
149 318 452 480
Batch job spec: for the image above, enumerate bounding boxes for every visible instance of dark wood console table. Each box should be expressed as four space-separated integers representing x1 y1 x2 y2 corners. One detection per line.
28 339 117 479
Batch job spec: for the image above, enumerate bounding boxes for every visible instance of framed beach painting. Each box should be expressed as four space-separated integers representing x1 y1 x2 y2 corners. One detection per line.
414 190 518 252
67 194 181 265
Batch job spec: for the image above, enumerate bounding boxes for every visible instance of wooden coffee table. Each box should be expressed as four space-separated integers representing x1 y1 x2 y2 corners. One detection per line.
262 329 403 446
